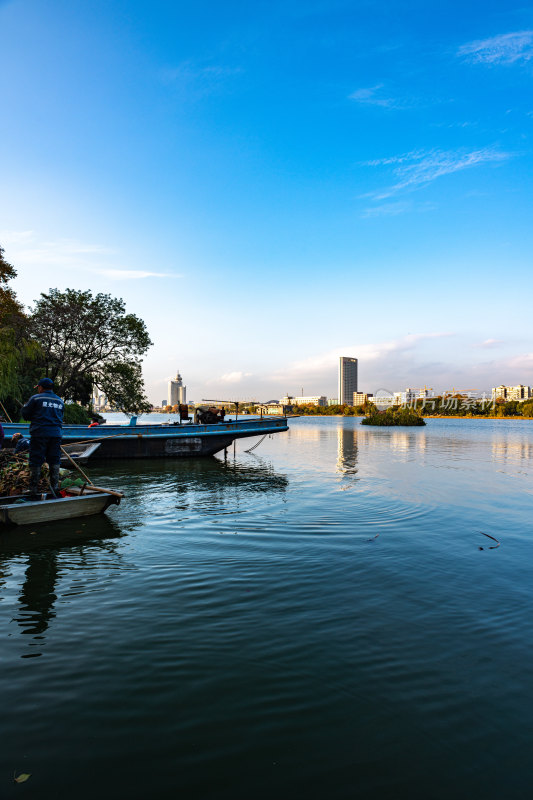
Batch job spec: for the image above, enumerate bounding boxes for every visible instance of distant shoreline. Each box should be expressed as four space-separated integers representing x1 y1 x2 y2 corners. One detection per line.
291 414 532 421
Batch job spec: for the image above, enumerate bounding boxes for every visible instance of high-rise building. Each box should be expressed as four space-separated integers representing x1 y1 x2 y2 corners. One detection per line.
168 370 187 406
338 357 358 404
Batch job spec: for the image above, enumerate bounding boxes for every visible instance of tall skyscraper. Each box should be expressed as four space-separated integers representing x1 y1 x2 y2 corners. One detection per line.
338 357 358 404
168 370 187 406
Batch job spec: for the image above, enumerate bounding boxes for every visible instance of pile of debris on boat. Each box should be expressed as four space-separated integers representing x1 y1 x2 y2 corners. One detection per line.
0 451 50 496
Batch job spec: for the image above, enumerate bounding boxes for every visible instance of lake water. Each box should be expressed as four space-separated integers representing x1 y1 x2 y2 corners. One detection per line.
1 416 533 799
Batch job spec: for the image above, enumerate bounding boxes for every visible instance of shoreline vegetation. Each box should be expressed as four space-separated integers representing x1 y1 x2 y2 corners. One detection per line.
361 407 426 426
251 397 533 420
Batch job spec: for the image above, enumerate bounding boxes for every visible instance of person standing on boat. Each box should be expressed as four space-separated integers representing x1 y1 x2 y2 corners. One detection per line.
21 378 64 496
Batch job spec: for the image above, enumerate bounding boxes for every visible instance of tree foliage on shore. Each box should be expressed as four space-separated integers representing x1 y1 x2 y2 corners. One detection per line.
292 397 533 419
0 247 42 413
0 245 153 417
30 288 152 411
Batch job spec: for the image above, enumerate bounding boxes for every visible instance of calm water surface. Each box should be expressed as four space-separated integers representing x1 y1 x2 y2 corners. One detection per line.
1 417 533 799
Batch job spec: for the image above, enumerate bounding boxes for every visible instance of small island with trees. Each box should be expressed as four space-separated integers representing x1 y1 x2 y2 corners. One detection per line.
361 406 426 426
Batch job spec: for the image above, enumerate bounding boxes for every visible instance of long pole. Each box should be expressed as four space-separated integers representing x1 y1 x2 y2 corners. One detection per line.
0 400 13 423
60 446 123 498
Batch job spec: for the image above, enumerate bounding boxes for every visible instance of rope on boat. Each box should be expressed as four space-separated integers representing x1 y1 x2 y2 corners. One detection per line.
244 434 268 453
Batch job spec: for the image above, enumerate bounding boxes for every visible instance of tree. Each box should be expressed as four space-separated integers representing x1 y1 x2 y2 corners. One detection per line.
521 400 533 418
0 246 41 412
30 288 152 414
99 361 152 415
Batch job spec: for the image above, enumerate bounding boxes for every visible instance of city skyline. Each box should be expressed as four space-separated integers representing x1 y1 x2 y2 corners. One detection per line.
1 0 532 404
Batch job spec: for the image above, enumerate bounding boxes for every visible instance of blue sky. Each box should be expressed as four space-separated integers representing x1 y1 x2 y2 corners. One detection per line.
1 0 532 402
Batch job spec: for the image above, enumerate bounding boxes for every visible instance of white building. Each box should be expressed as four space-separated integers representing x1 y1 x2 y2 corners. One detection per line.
280 395 327 407
338 357 358 405
256 403 292 416
168 370 187 406
353 392 373 405
92 390 107 410
492 385 532 402
393 388 435 406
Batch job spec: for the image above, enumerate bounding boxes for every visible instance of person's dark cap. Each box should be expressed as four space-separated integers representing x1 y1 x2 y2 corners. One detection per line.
35 377 54 389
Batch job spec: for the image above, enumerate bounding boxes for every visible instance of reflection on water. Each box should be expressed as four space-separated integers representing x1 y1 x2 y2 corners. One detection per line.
0 516 124 658
1 418 533 799
336 427 358 475
491 438 533 464
16 550 58 654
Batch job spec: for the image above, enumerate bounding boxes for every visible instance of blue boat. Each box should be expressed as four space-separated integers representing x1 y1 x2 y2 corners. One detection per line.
0 417 289 459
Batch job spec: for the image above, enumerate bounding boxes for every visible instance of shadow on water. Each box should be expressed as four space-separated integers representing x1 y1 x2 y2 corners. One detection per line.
0 515 125 658
90 454 289 492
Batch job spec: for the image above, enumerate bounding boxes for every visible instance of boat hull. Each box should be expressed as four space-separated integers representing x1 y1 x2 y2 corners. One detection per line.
1 419 289 459
0 493 120 527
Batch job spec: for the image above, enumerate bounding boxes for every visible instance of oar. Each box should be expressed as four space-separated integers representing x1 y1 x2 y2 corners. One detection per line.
60 445 124 498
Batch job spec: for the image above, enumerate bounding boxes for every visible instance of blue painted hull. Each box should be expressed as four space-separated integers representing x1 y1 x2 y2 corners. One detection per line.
0 419 289 458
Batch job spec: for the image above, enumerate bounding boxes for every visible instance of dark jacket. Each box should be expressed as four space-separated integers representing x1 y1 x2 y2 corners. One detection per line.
14 437 30 453
21 391 64 437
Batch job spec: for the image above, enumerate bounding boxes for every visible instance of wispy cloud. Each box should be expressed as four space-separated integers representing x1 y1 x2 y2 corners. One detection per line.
0 231 116 266
0 231 180 281
95 269 176 280
361 200 436 218
159 62 242 96
362 147 511 200
473 338 504 349
349 84 414 110
215 371 253 384
458 31 533 65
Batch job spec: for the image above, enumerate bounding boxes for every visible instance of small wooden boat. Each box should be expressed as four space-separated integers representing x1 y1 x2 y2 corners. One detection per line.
60 441 101 465
0 486 123 528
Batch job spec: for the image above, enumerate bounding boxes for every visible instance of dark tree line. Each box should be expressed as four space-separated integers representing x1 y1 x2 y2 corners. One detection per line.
0 245 152 418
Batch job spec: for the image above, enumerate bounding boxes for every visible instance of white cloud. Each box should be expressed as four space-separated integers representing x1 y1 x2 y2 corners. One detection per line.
0 232 115 265
217 371 252 383
502 352 533 370
363 147 511 200
459 31 533 64
0 231 180 281
349 84 399 108
361 200 436 218
96 269 176 280
269 334 454 385
473 338 504 349
159 62 242 96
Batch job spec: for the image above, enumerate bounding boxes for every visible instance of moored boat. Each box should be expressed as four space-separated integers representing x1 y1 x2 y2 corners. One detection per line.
60 441 101 465
0 486 123 528
1 417 289 459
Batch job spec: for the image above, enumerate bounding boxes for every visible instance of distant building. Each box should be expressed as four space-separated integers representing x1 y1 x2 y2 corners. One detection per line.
338 357 358 405
162 400 166 408
492 385 532 402
256 403 293 416
394 388 435 405
168 370 186 406
92 390 107 411
353 392 373 405
280 395 327 407
328 398 339 406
